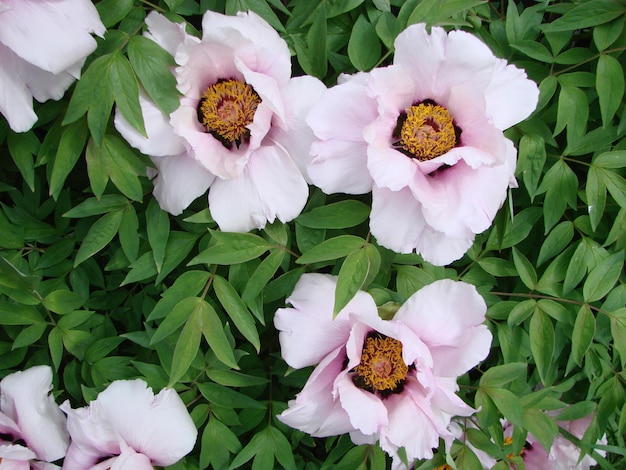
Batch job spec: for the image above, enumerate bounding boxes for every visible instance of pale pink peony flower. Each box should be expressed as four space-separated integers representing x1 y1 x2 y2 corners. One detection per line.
0 365 69 469
60 379 197 470
306 24 539 265
115 10 325 231
464 416 606 469
0 0 105 132
274 274 492 468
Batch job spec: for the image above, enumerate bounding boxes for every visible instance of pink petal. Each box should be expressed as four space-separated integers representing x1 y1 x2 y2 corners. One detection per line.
274 273 377 369
0 366 69 462
366 65 415 114
268 75 327 182
114 89 186 158
485 60 539 130
0 0 104 75
86 380 197 467
0 455 31 469
336 374 388 436
112 445 158 470
366 145 417 192
144 11 188 57
151 153 215 216
277 347 354 437
309 140 373 194
208 145 307 231
0 443 37 462
393 280 491 377
0 44 37 132
235 57 285 122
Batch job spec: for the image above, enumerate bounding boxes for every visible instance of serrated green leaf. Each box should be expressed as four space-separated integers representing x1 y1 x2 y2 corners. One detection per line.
572 306 596 366
74 209 124 267
213 275 260 352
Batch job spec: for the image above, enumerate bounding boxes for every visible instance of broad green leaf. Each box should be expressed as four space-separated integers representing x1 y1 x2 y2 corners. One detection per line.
507 299 536 327
242 249 285 311
49 119 88 200
169 309 202 386
593 17 624 50
150 296 197 345
147 270 210 322
348 15 381 71
406 0 487 27
375 12 401 49
564 239 591 294
96 0 133 26
555 401 598 422
74 209 124 267
0 301 44 325
511 40 553 62
530 309 555 385
453 444 483 470
542 0 625 32
477 257 518 277
48 327 63 370
198 382 265 410
597 54 625 127
586 166 607 231
85 138 109 198
200 416 242 470
296 200 370 229
601 168 626 208
213 275 260 352
593 150 626 169
523 408 558 452
42 290 84 315
537 221 574 266
583 250 624 302
109 51 144 136
199 301 238 369
334 244 381 315
12 323 47 350
228 426 296 470
496 207 542 250
128 35 179 114
119 251 157 286
118 205 140 262
479 363 527 388
156 231 200 284
306 4 327 79
189 232 272 265
517 134 546 199
36 239 75 270
539 160 578 232
512 247 537 289
571 306 596 366
205 369 268 387
554 84 588 143
102 136 145 202
484 387 523 426
146 199 170 273
297 235 365 265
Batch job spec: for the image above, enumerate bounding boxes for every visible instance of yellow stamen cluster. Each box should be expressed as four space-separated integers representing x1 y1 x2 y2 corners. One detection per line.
199 79 261 144
435 465 453 470
399 102 457 160
354 335 408 391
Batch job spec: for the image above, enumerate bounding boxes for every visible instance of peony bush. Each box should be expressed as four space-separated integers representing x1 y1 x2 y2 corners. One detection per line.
0 1 624 469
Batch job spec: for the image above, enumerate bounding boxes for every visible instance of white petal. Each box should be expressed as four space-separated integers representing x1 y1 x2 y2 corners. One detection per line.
336 374 388 435
309 140 372 194
0 443 37 462
111 446 153 470
0 0 103 75
0 366 69 462
274 273 377 369
114 89 186 158
89 380 197 467
366 145 417 192
144 11 187 57
151 153 215 216
0 44 37 132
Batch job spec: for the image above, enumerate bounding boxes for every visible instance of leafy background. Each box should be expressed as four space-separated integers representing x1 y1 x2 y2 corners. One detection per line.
1 0 625 468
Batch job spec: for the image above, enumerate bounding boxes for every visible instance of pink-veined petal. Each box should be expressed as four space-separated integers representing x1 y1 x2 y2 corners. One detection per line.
0 366 69 463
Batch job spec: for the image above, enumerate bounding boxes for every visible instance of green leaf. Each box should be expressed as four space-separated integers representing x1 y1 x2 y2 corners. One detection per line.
537 221 574 266
512 247 537 289
586 166 607 231
484 388 523 427
297 235 365 265
523 408 558 452
593 150 626 169
85 139 108 198
74 209 124 267
12 323 48 350
611 308 626 364
63 195 129 218
205 369 268 388
213 275 260 352
109 51 144 136
96 0 133 27
477 257 518 277
406 0 487 27
597 54 625 127
48 327 63 370
169 309 202 386
200 416 242 470
296 200 370 229
147 270 209 322
511 40 553 62
334 244 380 316
307 4 327 79
119 205 140 262
199 300 238 369
128 35 180 114
583 250 624 302
49 121 88 201
530 309 555 385
150 296 197 344
0 301 44 325
453 444 483 470
564 239 591 294
542 0 625 32
517 134 546 199
348 15 381 71
242 249 285 309
146 199 170 273
593 17 624 50
539 160 578 232
7 131 38 192
479 363 527 388
189 232 272 266
571 306 596 366
228 426 296 470
42 290 84 315
198 382 265 410
554 84 588 142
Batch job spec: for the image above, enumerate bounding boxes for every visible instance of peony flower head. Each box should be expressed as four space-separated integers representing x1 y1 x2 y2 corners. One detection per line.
0 0 105 132
274 274 492 468
60 379 197 470
306 23 539 265
115 10 325 232
0 365 69 468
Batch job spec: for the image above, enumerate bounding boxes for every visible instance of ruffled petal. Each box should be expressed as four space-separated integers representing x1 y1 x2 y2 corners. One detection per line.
308 140 373 194
366 145 417 192
114 89 186 158
144 11 188 57
0 0 104 75
151 153 215 216
111 446 154 470
277 347 354 437
0 44 37 132
393 280 490 377
0 443 37 462
85 380 197 467
0 366 69 462
208 145 307 231
336 374 388 436
0 456 31 470
274 273 377 369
